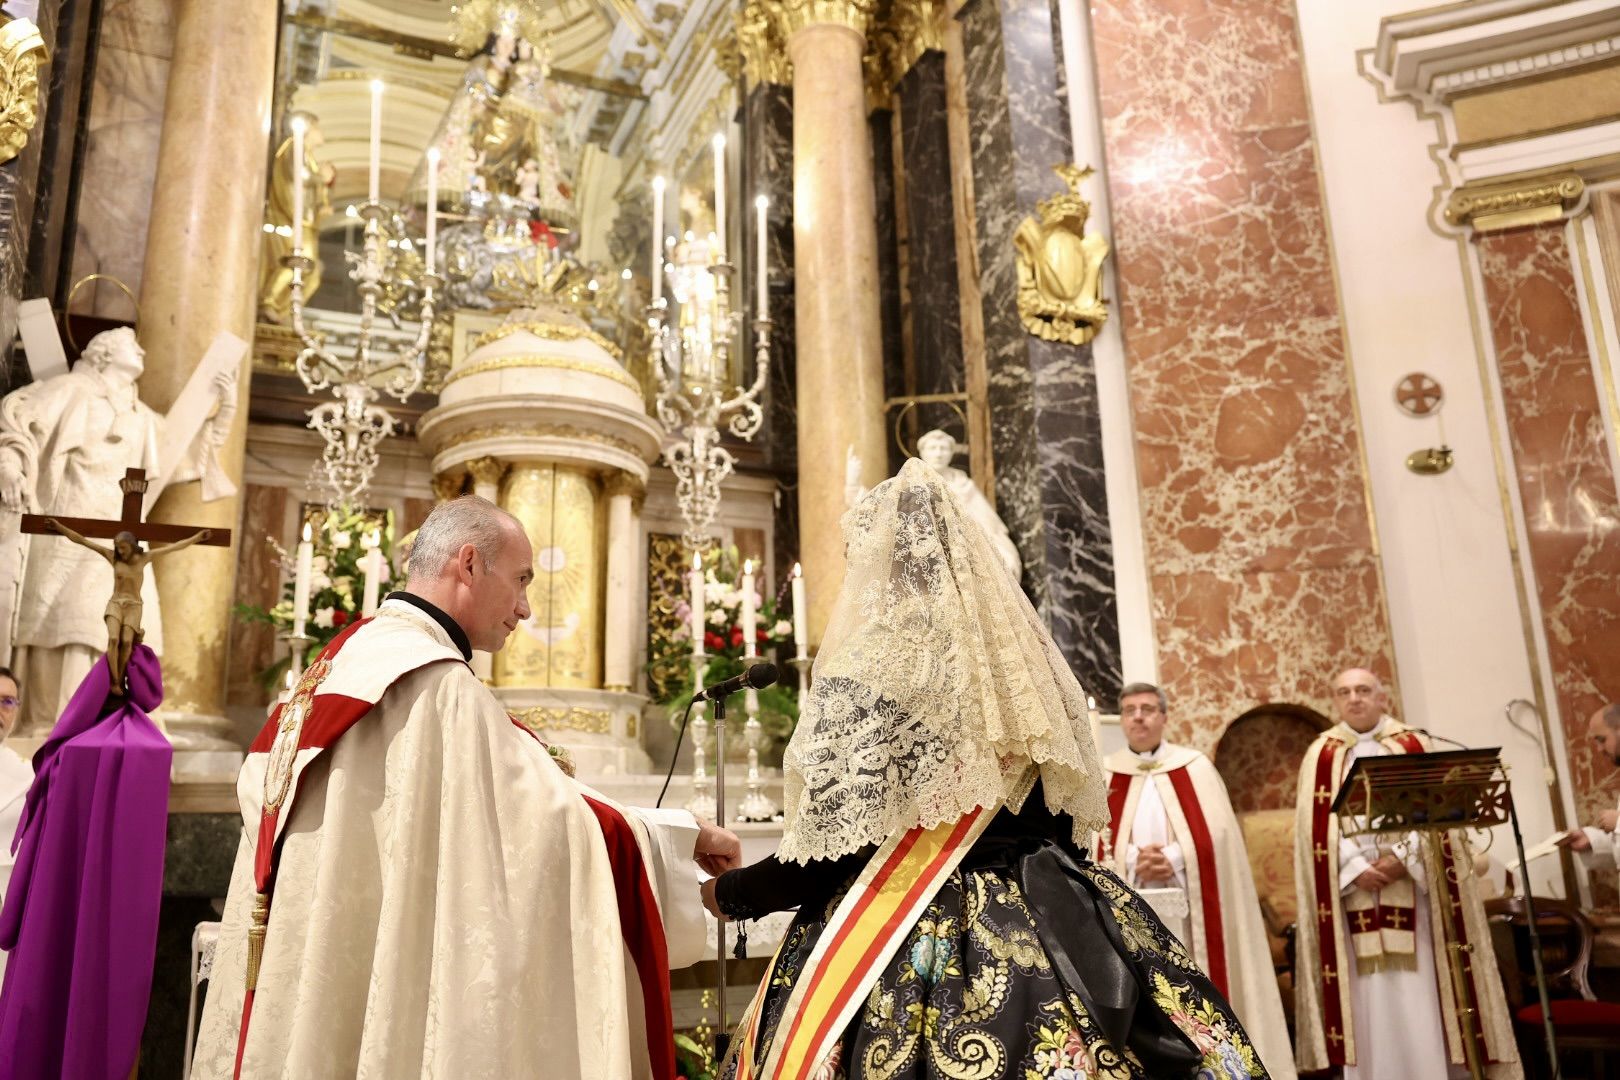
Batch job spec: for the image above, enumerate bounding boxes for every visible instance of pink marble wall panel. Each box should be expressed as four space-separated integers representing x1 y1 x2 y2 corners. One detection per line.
1088 0 1395 749
1477 226 1620 833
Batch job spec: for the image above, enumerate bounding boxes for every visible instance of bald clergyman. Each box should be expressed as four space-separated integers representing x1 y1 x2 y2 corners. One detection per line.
1292 667 1520 1079
194 496 741 1079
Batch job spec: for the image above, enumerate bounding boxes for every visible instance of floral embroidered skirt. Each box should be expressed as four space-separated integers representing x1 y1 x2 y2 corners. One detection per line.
722 839 1267 1080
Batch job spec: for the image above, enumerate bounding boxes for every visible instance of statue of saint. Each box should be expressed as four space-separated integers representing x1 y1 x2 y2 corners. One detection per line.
845 429 1023 580
41 520 211 691
0 327 239 733
259 112 333 325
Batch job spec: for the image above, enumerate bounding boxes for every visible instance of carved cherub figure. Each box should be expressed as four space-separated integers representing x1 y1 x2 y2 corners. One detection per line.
43 518 212 690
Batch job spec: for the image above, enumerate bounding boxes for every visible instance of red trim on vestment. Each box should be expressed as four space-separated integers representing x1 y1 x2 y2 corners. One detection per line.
582 795 677 1080
1310 740 1348 1065
1106 772 1132 856
247 618 373 753
1167 767 1228 999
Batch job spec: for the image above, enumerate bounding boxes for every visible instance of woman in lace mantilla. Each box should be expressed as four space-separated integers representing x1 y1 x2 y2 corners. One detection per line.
711 460 1267 1080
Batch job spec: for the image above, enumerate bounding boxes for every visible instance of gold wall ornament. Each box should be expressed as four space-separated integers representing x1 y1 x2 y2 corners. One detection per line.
509 704 614 735
470 320 626 362
0 18 47 167
1406 447 1455 476
465 455 509 490
1443 173 1585 232
431 470 467 502
1014 164 1111 345
772 0 880 38
441 352 643 394
438 421 646 457
495 463 601 690
864 0 944 107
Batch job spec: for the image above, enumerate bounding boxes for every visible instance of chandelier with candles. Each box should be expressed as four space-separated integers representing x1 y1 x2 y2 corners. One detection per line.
647 134 773 548
282 81 442 505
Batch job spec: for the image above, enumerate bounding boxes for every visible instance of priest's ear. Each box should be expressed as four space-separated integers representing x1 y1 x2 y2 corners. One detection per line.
453 543 483 584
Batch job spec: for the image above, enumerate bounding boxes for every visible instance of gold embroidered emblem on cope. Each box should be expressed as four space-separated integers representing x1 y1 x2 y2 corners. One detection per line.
264 657 332 813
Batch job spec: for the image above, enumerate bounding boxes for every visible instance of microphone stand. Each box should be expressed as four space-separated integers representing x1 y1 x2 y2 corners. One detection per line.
712 690 730 1063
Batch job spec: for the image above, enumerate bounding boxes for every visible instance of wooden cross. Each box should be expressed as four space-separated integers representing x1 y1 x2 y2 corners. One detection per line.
19 468 231 548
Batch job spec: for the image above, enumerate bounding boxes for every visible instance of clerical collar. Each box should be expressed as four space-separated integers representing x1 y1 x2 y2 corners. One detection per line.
1133 743 1163 760
385 591 472 661
1351 716 1388 742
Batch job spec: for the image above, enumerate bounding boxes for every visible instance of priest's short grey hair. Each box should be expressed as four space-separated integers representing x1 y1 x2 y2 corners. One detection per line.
1117 681 1167 715
406 495 521 579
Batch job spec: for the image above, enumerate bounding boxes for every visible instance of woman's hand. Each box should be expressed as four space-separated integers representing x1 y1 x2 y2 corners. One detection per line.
701 876 729 921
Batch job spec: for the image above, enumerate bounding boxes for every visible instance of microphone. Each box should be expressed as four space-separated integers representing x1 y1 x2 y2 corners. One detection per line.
693 661 780 702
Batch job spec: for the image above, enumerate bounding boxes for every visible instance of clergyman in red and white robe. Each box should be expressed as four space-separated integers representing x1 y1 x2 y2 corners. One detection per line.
192 596 710 1079
1103 740 1296 1079
1293 691 1520 1079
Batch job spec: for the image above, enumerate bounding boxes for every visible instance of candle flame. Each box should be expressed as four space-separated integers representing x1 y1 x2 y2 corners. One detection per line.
692 552 702 570
302 522 312 542
743 558 754 575
286 670 296 689
370 78 385 96
713 132 727 152
792 561 802 578
426 146 440 163
755 194 769 211
289 115 306 135
652 174 665 193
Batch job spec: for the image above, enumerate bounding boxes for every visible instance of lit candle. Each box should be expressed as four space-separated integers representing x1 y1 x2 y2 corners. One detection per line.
424 147 439 274
650 175 665 306
741 559 758 660
712 133 727 263
368 79 384 204
361 529 383 617
290 116 307 259
791 562 808 661
754 194 768 317
690 552 706 656
292 522 314 640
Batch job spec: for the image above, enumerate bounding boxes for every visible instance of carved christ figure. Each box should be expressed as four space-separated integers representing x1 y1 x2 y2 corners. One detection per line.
41 518 211 690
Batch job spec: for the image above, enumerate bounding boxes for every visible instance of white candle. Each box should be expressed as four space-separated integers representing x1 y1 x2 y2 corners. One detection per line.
290 116 306 259
741 559 757 660
424 147 439 274
791 562 808 661
650 175 665 307
754 194 768 317
690 552 706 656
292 522 314 640
712 134 727 264
361 529 383 617
368 79 383 204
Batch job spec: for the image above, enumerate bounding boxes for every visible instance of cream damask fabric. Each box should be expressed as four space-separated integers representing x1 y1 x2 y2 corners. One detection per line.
777 459 1108 865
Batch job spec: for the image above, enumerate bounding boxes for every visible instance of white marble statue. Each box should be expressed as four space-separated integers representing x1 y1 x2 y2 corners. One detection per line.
845 429 1023 579
0 326 241 734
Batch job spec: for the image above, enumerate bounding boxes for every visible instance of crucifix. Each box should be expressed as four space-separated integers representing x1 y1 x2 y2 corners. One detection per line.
21 467 232 691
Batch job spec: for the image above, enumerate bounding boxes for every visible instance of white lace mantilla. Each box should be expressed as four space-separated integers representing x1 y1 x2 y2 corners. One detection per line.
777 459 1107 864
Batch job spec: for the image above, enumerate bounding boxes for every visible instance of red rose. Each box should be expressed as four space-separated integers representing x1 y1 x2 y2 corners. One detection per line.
332 610 349 626
730 627 744 647
705 631 725 651
756 629 768 642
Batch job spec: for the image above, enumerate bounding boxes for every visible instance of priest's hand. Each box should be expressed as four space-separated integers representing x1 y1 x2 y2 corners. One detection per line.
1598 809 1618 833
1353 865 1391 892
1565 828 1592 853
1135 843 1176 885
1372 853 1408 883
695 818 743 876
701 877 729 921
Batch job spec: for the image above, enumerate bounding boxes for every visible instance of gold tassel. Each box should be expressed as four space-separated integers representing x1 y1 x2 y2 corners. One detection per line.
245 892 270 990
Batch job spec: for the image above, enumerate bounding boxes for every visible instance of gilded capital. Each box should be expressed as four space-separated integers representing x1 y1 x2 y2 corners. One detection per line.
773 0 878 40
865 0 944 107
431 470 466 503
736 1 792 86
603 470 646 503
1443 173 1585 232
465 456 509 490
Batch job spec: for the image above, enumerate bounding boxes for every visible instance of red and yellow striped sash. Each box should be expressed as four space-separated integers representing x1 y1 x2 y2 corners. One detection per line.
730 807 996 1080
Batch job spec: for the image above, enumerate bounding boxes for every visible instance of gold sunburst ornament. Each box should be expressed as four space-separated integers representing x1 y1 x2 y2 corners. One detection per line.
0 17 49 166
448 0 551 54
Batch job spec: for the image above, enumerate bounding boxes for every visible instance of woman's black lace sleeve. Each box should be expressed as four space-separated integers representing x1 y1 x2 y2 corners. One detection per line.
714 849 870 921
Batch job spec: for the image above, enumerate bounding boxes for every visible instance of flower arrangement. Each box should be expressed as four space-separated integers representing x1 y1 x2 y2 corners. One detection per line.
647 545 799 738
234 504 398 690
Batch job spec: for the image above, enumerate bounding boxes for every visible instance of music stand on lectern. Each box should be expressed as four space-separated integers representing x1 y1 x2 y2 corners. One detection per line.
1332 748 1558 1080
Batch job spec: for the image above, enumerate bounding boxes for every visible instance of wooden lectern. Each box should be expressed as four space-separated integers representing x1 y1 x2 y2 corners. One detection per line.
1333 747 1558 1080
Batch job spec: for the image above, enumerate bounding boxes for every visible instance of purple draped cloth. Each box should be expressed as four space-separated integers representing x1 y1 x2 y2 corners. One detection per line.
0 646 171 1079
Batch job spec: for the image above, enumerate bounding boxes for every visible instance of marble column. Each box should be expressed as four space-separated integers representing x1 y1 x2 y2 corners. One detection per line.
871 104 906 475
958 0 1119 700
781 3 888 644
0 0 60 384
1476 223 1620 841
1088 0 1393 743
602 472 643 693
135 0 277 745
466 456 507 503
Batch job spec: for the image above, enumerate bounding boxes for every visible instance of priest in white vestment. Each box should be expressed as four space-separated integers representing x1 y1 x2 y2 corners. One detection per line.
1293 668 1520 1079
1566 702 1619 872
1102 682 1296 1079
193 497 738 1079
0 666 29 987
